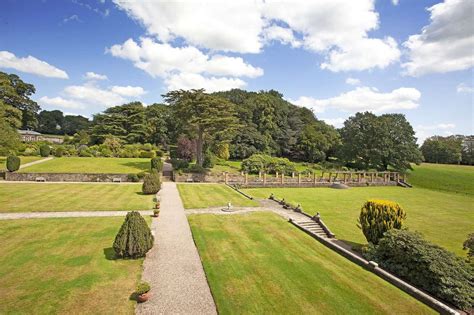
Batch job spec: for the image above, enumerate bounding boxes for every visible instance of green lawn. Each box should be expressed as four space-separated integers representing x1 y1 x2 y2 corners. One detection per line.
189 212 434 314
18 157 150 173
0 156 45 170
0 217 146 314
243 187 473 256
408 163 474 195
0 183 153 212
177 184 258 209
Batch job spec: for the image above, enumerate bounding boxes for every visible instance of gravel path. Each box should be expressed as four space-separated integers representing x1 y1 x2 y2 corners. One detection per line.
19 157 54 169
136 182 217 315
0 210 153 220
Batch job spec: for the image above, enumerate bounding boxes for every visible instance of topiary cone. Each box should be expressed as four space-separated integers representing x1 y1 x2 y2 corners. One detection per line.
113 211 154 259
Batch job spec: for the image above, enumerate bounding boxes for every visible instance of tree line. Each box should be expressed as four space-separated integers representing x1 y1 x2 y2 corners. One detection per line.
1 71 472 169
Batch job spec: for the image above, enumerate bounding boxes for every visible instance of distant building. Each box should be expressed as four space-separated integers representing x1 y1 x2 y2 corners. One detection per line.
18 130 64 144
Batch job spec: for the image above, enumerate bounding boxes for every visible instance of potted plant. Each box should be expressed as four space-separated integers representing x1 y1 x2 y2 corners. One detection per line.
136 281 151 302
153 209 160 217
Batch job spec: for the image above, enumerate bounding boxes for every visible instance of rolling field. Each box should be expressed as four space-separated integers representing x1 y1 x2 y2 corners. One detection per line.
18 157 150 174
408 163 474 195
177 183 258 209
243 186 473 256
189 212 434 314
0 217 147 314
0 183 153 212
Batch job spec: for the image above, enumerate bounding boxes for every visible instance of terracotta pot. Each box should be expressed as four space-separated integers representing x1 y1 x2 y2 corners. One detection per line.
137 292 151 303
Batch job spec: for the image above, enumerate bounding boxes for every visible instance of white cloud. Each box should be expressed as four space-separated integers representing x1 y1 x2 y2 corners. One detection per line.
457 83 474 93
64 84 128 107
391 0 399 5
291 86 421 113
346 77 361 86
402 0 474 76
39 96 85 109
112 0 400 72
321 117 345 128
415 123 456 143
0 51 68 79
84 71 108 81
110 85 147 97
165 73 246 93
108 37 261 91
63 14 82 23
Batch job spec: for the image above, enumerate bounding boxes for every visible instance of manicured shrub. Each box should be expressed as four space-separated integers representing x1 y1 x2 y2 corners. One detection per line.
151 157 163 172
6 155 20 172
127 173 139 182
113 211 154 259
357 199 406 244
136 282 151 295
54 146 65 157
364 229 474 310
39 144 51 157
170 158 189 170
142 169 161 195
139 150 155 158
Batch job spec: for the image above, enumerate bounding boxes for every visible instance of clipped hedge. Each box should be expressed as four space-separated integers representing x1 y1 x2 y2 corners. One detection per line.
39 145 51 157
365 229 474 310
142 169 161 195
241 154 296 175
151 157 163 172
113 211 154 259
6 155 20 172
127 173 139 182
357 199 406 244
139 151 155 158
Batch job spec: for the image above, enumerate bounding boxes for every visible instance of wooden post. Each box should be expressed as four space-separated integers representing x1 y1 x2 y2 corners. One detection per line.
298 173 301 185
281 173 284 184
358 173 361 183
314 172 317 184
263 173 267 186
370 172 374 182
224 172 228 184
328 172 332 183
292 172 295 178
245 173 248 185
259 171 262 180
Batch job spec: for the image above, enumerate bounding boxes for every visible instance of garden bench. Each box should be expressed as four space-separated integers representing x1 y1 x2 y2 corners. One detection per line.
35 177 46 182
112 177 122 183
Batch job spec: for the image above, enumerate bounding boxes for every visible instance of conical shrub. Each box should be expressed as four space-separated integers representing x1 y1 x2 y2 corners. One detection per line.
113 211 154 258
142 169 161 195
357 199 406 244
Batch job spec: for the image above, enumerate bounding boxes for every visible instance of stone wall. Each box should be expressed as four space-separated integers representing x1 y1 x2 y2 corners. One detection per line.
5 172 130 182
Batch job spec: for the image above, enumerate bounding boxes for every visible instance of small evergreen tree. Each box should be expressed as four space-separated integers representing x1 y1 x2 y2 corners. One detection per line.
142 169 161 194
113 211 154 258
150 157 163 172
6 155 20 172
357 199 406 244
39 144 50 157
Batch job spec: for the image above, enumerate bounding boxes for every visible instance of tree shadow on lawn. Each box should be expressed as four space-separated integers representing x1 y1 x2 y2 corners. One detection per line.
339 239 366 254
121 161 150 172
103 247 118 261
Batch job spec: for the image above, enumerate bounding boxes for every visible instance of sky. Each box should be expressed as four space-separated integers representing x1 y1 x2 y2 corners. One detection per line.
1 0 473 143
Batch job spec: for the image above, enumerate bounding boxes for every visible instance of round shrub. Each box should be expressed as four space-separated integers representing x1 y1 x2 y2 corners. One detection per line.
139 150 155 158
113 211 154 259
155 150 164 157
54 146 65 157
365 229 474 310
357 199 406 244
150 157 163 172
136 282 151 295
127 173 139 182
39 144 51 157
6 155 20 172
142 170 161 195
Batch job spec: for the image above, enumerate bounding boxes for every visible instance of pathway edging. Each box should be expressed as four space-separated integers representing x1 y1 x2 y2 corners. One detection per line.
19 157 54 169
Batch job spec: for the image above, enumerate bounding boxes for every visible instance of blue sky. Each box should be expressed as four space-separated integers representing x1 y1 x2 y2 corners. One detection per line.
1 0 472 142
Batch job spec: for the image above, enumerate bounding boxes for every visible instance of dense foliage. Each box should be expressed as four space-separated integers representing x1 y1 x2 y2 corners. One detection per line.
142 169 161 194
365 229 474 310
113 211 154 258
358 200 406 244
339 112 422 171
241 154 296 175
39 144 50 157
421 135 473 165
464 233 474 261
150 157 163 172
6 155 20 172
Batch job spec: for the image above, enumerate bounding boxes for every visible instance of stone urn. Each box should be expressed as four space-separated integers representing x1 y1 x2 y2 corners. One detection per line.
137 292 151 303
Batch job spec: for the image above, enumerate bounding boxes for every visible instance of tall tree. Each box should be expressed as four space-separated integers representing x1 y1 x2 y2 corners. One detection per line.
63 115 90 135
339 112 422 171
164 89 239 166
0 71 40 129
421 136 463 164
37 110 64 134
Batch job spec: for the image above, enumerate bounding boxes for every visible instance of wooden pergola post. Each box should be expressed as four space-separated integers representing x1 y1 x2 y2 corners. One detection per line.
224 172 228 184
244 173 248 185
298 173 301 185
281 173 284 184
263 173 267 186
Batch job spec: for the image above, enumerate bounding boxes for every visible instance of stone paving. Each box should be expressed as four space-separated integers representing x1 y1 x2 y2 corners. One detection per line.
19 156 54 169
136 182 217 315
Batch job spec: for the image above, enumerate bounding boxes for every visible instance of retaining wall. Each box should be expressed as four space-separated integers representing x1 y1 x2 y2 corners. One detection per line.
5 172 130 182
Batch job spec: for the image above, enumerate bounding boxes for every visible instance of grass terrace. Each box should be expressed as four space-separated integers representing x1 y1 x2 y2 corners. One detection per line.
0 156 45 170
189 212 434 314
177 183 258 209
243 186 473 256
0 217 148 314
0 183 153 212
18 157 151 174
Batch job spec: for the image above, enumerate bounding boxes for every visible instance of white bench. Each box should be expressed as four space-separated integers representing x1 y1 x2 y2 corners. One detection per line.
35 177 46 182
112 177 122 183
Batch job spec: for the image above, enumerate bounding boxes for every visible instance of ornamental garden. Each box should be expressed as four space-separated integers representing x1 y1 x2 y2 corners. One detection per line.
0 72 473 313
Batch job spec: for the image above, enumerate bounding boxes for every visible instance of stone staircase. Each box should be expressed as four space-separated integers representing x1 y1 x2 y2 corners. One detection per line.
292 218 333 239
